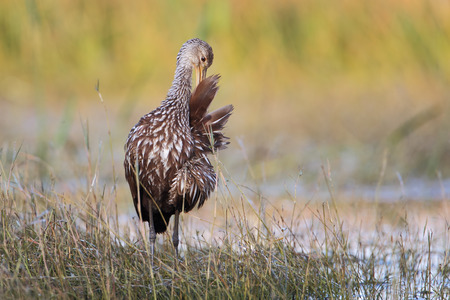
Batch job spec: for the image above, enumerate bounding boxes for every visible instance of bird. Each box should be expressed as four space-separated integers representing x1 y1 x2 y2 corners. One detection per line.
124 38 233 260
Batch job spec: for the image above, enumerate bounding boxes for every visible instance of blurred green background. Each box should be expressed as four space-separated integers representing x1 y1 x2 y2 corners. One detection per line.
1 0 449 197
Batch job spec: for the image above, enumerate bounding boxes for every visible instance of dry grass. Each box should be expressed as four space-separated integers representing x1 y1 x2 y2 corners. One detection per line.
1 143 449 299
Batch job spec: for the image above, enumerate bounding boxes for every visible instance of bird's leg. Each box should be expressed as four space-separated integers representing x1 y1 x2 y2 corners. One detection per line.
148 207 156 264
172 210 180 258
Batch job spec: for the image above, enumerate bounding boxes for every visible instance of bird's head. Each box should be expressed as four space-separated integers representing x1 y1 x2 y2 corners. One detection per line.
177 38 214 88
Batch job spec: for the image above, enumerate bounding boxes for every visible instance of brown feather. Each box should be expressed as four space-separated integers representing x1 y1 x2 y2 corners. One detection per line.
188 75 233 155
190 75 220 126
204 104 234 130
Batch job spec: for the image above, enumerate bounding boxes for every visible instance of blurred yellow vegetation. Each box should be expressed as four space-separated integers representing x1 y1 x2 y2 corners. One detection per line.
1 0 450 181
1 0 449 96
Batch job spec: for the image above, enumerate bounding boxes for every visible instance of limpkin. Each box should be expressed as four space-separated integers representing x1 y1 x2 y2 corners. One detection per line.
124 38 233 258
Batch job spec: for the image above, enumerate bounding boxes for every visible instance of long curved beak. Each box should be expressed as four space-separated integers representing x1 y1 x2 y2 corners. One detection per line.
195 65 207 88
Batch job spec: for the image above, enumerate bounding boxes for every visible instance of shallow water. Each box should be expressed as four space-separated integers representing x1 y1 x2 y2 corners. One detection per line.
117 192 449 296
220 175 450 203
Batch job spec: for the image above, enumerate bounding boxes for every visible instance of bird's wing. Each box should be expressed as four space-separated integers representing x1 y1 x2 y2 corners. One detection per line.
189 74 220 126
204 104 234 132
189 74 233 154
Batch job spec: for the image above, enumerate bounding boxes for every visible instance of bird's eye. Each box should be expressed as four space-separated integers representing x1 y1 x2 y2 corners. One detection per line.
201 57 206 62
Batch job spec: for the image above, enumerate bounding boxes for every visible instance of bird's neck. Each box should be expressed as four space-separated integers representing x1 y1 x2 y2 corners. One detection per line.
166 63 192 103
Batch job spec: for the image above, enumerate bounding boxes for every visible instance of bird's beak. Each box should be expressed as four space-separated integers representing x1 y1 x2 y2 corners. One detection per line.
195 65 207 88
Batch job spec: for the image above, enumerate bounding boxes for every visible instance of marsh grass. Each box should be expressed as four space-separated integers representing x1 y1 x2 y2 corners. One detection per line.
1 142 449 299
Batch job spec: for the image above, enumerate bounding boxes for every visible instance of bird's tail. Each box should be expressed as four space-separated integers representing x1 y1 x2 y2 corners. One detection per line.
190 75 233 154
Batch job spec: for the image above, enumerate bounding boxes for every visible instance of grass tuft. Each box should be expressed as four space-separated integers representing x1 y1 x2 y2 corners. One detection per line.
0 146 448 299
